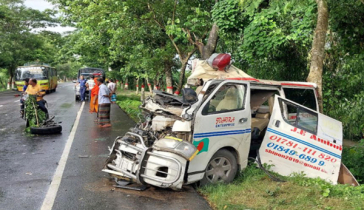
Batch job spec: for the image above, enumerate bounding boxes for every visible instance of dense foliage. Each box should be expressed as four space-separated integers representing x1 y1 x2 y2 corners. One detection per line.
212 0 364 139
0 0 363 139
342 140 364 183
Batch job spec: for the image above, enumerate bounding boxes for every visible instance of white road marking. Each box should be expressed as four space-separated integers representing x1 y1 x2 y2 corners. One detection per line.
14 100 18 102
0 105 3 107
40 102 85 210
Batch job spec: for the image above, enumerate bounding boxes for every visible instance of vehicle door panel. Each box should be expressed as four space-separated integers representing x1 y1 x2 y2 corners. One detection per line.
259 96 342 184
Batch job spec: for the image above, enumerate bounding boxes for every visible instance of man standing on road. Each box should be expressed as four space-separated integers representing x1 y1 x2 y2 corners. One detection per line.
26 78 49 119
86 75 95 91
96 77 111 127
76 75 87 102
107 79 117 103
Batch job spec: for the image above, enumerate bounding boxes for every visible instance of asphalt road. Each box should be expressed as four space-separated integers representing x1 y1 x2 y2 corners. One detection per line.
0 83 211 210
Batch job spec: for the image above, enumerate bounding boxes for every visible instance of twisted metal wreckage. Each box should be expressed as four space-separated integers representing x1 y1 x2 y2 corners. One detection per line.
103 54 359 190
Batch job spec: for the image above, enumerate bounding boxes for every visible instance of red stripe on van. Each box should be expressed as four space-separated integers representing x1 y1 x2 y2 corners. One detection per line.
226 77 260 82
281 83 314 87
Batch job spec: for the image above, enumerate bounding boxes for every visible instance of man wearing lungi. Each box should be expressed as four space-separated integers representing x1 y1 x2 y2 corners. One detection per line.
96 77 111 127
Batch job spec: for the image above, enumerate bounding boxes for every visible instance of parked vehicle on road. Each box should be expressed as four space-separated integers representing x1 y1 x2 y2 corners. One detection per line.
103 54 358 190
77 67 105 80
75 67 104 101
15 65 58 93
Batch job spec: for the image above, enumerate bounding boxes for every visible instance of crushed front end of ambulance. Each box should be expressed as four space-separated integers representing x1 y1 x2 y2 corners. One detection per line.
102 90 199 190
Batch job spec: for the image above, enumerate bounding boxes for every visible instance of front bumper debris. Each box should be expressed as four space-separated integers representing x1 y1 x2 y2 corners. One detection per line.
103 132 187 190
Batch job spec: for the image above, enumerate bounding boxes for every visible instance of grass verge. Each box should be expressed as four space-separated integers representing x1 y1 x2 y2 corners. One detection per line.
199 163 364 210
116 90 142 122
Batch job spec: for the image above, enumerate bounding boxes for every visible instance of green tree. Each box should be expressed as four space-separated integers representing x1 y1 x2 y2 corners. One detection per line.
51 0 220 94
213 0 316 81
0 0 57 88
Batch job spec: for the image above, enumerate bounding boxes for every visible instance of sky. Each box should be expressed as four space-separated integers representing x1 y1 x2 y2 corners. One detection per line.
24 0 76 33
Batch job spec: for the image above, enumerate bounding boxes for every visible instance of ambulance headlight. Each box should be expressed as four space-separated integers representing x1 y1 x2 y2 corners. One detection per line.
153 136 197 160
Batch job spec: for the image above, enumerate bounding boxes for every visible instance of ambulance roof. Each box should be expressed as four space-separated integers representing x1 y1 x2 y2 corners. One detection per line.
187 59 317 89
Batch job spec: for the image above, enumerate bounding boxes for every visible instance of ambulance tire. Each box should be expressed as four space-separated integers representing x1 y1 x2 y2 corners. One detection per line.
200 149 238 186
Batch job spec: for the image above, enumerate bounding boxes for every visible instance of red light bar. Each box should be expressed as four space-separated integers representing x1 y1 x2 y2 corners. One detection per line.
212 54 231 71
208 53 231 71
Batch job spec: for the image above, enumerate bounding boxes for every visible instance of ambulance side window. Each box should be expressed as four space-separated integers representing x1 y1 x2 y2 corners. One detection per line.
283 88 317 111
279 98 318 134
202 84 246 115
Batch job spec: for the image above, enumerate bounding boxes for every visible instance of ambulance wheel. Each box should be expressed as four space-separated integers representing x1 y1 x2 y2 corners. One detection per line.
200 149 238 186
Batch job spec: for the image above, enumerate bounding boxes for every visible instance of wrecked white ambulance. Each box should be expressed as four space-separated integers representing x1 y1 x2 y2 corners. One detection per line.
103 54 355 190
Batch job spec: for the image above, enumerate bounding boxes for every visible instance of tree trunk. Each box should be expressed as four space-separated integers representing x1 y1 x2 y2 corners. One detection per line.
175 60 188 95
7 76 13 90
120 80 124 90
146 77 152 93
160 77 164 90
306 0 328 113
124 78 128 90
7 66 15 90
165 64 173 94
136 78 139 94
176 52 194 94
199 23 219 59
153 78 158 90
12 77 15 89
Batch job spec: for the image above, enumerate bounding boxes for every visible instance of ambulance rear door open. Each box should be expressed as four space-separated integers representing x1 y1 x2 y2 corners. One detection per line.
259 96 343 184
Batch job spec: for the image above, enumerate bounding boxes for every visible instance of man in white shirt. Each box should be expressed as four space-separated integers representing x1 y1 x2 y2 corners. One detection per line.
86 75 96 90
107 79 117 103
96 77 111 128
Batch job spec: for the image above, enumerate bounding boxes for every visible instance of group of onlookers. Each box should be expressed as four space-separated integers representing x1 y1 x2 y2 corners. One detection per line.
20 76 117 128
76 76 117 128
